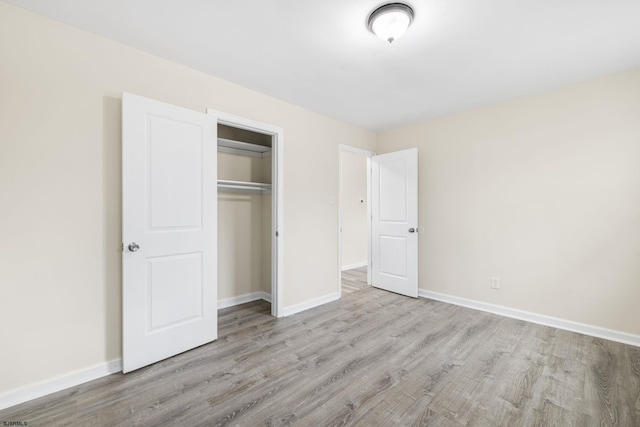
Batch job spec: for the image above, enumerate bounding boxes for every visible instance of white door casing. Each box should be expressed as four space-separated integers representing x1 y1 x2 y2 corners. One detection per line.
206 108 285 318
371 148 418 298
122 92 218 373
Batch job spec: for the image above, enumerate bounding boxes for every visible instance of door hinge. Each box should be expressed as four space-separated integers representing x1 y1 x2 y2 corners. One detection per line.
275 231 279 237
120 243 124 252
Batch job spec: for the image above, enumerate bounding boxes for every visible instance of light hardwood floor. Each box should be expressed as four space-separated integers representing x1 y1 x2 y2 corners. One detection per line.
341 266 369 294
2 287 639 426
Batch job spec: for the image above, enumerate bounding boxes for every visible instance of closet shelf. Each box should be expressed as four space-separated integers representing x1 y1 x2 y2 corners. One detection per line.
218 138 272 158
218 179 272 194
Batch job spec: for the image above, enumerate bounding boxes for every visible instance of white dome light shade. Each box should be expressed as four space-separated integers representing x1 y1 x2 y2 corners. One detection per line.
367 3 414 43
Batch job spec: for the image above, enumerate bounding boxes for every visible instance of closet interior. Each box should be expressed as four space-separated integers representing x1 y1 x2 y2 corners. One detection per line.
217 124 273 310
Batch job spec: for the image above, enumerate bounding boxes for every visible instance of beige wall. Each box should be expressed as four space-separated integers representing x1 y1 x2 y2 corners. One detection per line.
340 151 368 268
217 152 271 300
0 3 375 395
378 68 640 336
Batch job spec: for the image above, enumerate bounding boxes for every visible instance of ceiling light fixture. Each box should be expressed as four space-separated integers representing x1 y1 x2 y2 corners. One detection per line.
367 3 414 43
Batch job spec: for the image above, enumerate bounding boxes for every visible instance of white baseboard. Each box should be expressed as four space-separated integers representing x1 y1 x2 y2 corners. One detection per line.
218 292 271 309
341 261 367 271
419 289 640 348
283 292 340 317
2 293 272 412
260 292 272 303
0 359 122 411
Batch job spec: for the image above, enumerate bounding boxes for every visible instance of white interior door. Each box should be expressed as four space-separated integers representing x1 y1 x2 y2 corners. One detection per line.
122 92 218 373
371 148 418 297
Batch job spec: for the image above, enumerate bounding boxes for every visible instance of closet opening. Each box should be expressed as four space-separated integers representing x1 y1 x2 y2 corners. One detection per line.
209 110 283 318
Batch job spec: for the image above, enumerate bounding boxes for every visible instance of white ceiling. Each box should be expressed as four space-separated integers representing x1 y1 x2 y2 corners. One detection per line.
6 0 640 131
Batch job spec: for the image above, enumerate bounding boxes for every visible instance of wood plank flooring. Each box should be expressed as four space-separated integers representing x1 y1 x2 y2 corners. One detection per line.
341 267 369 294
2 287 639 426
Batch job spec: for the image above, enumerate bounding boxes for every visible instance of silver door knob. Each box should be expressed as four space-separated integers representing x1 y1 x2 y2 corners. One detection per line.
128 242 140 252
408 228 416 233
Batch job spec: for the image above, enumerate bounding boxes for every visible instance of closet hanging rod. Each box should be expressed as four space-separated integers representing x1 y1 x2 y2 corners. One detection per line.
218 179 272 194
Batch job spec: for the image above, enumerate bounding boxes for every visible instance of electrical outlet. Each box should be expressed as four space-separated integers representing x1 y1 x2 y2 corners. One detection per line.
491 276 501 289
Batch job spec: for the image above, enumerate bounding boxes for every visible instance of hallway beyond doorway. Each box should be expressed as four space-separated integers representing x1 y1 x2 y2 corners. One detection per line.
341 267 369 295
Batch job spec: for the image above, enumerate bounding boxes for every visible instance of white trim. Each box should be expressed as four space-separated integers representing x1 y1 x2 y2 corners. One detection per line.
208 110 283 136
217 292 272 309
366 157 372 286
338 144 376 157
419 289 640 348
341 261 367 271
206 108 284 318
273 127 284 318
282 292 341 317
0 359 122 411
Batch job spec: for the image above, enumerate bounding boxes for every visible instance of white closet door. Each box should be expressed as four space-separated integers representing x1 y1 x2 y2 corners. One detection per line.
122 92 218 373
371 148 419 298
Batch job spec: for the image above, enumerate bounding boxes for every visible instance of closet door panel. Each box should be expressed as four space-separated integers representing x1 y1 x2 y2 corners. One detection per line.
122 92 218 373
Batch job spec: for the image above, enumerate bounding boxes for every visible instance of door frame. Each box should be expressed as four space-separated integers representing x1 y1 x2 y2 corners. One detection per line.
338 144 375 296
207 109 284 318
